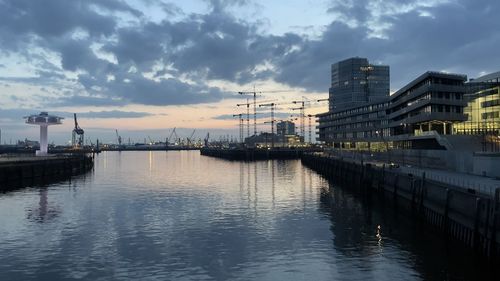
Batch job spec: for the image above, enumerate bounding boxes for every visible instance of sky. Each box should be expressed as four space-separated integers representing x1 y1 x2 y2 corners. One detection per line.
0 0 499 144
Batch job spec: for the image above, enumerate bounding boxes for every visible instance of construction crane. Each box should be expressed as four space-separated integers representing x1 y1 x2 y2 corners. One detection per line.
236 98 278 138
291 99 308 140
236 98 251 139
291 97 328 142
233 114 245 143
258 103 277 147
238 88 292 136
72 113 84 148
115 129 122 146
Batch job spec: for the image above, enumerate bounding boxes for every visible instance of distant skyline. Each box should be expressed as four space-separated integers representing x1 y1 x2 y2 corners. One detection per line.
1 0 499 143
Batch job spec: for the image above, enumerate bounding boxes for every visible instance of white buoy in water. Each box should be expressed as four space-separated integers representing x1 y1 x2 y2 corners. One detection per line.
24 112 63 156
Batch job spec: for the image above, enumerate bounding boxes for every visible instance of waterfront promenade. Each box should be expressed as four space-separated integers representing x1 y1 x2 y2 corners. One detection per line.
320 150 500 197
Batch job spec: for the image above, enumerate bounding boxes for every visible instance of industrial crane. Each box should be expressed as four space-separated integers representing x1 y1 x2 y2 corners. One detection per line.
72 113 84 148
167 127 178 146
187 129 196 146
115 129 122 146
204 132 210 147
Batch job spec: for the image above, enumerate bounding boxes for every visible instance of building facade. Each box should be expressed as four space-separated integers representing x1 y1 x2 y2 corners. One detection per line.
276 121 295 136
319 71 471 150
329 57 389 111
387 72 468 137
455 71 500 135
317 100 389 150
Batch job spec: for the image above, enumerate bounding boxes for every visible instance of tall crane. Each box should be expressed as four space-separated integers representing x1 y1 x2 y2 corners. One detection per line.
187 129 196 146
233 114 245 143
259 103 277 148
238 88 291 136
291 97 328 143
236 98 251 139
291 99 307 140
167 127 178 146
203 132 210 147
115 129 122 146
236 98 277 138
72 113 84 148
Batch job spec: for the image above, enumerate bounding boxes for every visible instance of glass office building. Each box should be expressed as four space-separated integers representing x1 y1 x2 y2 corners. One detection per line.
329 57 390 111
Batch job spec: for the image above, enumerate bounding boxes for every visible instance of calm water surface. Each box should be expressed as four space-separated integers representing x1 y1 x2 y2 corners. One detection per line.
0 151 493 280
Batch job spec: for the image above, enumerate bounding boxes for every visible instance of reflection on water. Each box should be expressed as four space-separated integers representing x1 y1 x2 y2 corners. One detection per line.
0 151 495 280
26 188 61 222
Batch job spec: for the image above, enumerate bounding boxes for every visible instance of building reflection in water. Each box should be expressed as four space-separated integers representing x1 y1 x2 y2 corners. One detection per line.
318 178 498 280
26 187 60 222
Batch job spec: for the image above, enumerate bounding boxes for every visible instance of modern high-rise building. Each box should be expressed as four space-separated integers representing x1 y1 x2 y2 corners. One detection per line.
329 57 390 111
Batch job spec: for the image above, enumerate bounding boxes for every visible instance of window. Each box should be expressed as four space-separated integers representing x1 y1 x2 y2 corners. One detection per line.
481 111 499 119
481 99 500 108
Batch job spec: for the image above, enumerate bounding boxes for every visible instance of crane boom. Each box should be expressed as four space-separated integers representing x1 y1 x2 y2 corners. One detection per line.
115 129 122 145
72 113 84 147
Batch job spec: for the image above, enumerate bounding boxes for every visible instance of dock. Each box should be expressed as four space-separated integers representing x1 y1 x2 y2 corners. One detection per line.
200 147 322 160
0 154 94 192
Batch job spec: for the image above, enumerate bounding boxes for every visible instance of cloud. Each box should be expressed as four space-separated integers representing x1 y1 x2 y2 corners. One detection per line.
213 112 294 120
74 110 155 119
0 108 154 121
1 0 499 109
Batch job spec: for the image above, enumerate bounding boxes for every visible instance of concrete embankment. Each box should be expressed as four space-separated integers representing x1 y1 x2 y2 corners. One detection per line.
200 147 320 160
0 154 94 191
302 153 500 259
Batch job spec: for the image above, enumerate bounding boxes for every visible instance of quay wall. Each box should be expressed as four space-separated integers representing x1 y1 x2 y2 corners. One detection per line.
200 147 320 160
327 149 500 178
0 155 94 191
302 153 500 259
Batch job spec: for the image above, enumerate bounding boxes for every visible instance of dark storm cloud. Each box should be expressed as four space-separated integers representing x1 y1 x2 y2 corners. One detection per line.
1 0 499 108
270 0 500 91
0 0 133 50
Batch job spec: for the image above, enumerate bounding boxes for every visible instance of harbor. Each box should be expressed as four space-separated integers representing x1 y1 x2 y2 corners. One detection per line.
0 1 499 278
1 151 497 280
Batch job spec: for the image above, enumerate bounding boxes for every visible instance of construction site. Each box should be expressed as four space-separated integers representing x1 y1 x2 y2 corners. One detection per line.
200 89 329 160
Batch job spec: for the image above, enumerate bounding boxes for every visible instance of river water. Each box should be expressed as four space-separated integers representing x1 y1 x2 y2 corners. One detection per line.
0 151 494 280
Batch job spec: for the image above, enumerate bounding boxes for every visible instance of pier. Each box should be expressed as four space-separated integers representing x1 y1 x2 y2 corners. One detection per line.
0 154 94 192
200 147 321 160
301 152 500 259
